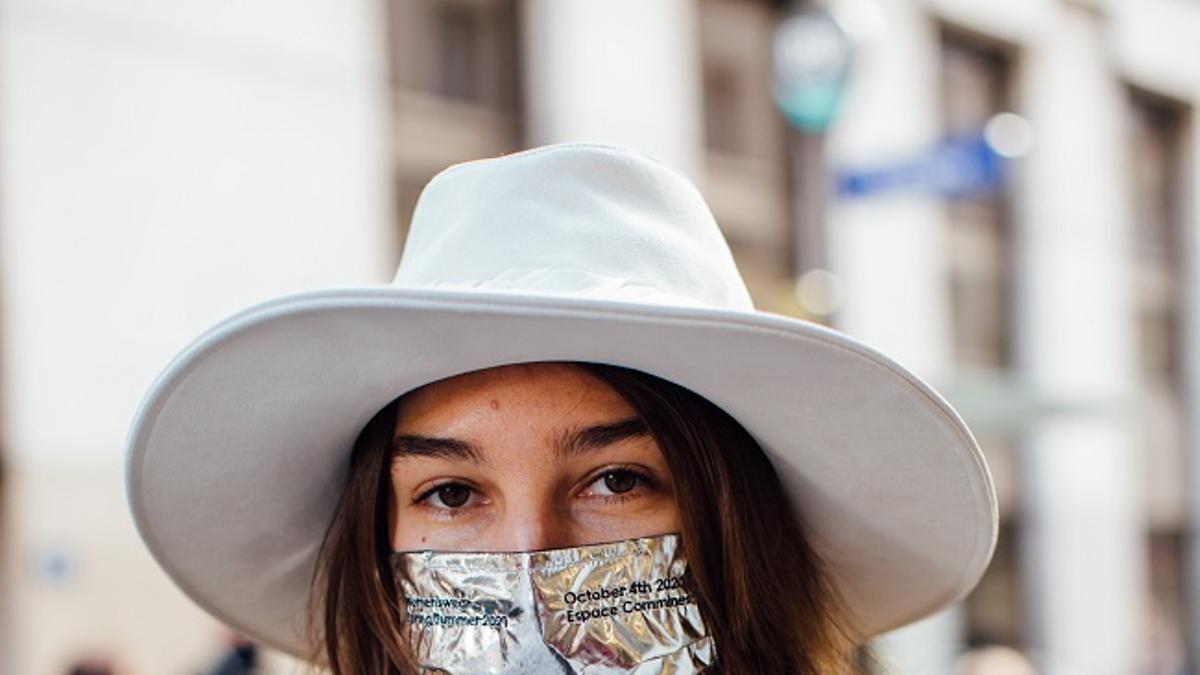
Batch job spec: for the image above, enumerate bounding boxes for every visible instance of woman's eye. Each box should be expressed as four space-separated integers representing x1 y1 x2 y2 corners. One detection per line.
423 483 473 509
589 469 642 496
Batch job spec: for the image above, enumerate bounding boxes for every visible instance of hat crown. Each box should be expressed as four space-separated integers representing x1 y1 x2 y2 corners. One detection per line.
393 143 755 311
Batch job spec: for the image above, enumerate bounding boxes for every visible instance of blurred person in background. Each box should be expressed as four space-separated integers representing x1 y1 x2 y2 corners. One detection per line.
65 656 117 675
954 644 1037 675
124 143 998 674
202 633 258 675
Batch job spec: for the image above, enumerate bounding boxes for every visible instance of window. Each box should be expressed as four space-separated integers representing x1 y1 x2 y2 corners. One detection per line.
965 520 1025 646
384 0 523 261
434 2 483 102
697 0 795 313
940 30 1014 370
1130 92 1186 386
387 0 520 111
940 28 1027 660
1128 88 1190 672
703 64 743 155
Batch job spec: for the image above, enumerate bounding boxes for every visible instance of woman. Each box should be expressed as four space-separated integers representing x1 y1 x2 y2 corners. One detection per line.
125 142 998 674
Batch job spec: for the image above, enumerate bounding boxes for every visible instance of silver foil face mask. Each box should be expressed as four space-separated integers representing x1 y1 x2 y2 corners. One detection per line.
391 533 714 674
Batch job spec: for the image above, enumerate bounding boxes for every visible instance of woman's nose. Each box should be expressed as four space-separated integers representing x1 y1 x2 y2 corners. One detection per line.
491 498 575 552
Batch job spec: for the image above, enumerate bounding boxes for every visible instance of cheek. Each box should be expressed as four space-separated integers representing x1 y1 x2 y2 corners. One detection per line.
391 506 497 551
570 494 682 543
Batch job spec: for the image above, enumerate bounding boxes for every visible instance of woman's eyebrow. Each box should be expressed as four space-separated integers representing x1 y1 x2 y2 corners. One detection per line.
391 417 649 463
556 417 649 458
391 435 483 463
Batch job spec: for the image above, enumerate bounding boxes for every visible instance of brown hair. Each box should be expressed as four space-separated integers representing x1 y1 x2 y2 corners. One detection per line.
307 361 873 674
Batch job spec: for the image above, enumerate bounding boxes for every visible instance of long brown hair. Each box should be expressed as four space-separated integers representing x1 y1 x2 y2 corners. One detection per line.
307 361 873 674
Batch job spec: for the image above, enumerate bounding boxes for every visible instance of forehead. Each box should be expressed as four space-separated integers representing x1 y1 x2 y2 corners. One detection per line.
394 362 634 431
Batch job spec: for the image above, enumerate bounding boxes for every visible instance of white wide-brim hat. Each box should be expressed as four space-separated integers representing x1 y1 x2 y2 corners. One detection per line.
125 141 997 657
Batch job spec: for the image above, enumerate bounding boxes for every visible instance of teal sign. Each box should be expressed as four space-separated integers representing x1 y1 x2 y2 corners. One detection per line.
772 9 854 133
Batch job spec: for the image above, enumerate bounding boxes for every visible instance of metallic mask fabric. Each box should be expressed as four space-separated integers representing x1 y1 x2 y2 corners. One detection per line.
392 533 714 674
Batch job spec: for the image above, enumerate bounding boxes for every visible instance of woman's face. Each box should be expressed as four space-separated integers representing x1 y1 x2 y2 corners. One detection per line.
389 362 680 553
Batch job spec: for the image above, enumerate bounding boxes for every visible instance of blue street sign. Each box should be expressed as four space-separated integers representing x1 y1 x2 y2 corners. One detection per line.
835 134 1007 199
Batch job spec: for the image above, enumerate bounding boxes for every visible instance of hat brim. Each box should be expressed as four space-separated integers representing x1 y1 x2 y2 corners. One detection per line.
124 286 997 657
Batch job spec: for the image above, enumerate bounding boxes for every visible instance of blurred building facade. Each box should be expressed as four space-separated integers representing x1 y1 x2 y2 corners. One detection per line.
1 0 1199 674
380 1 1200 674
0 0 397 673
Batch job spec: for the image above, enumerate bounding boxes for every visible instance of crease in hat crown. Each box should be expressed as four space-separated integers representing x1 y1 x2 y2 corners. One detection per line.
392 143 756 311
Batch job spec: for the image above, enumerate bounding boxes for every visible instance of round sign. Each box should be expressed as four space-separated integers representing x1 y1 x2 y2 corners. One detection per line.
772 8 854 132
